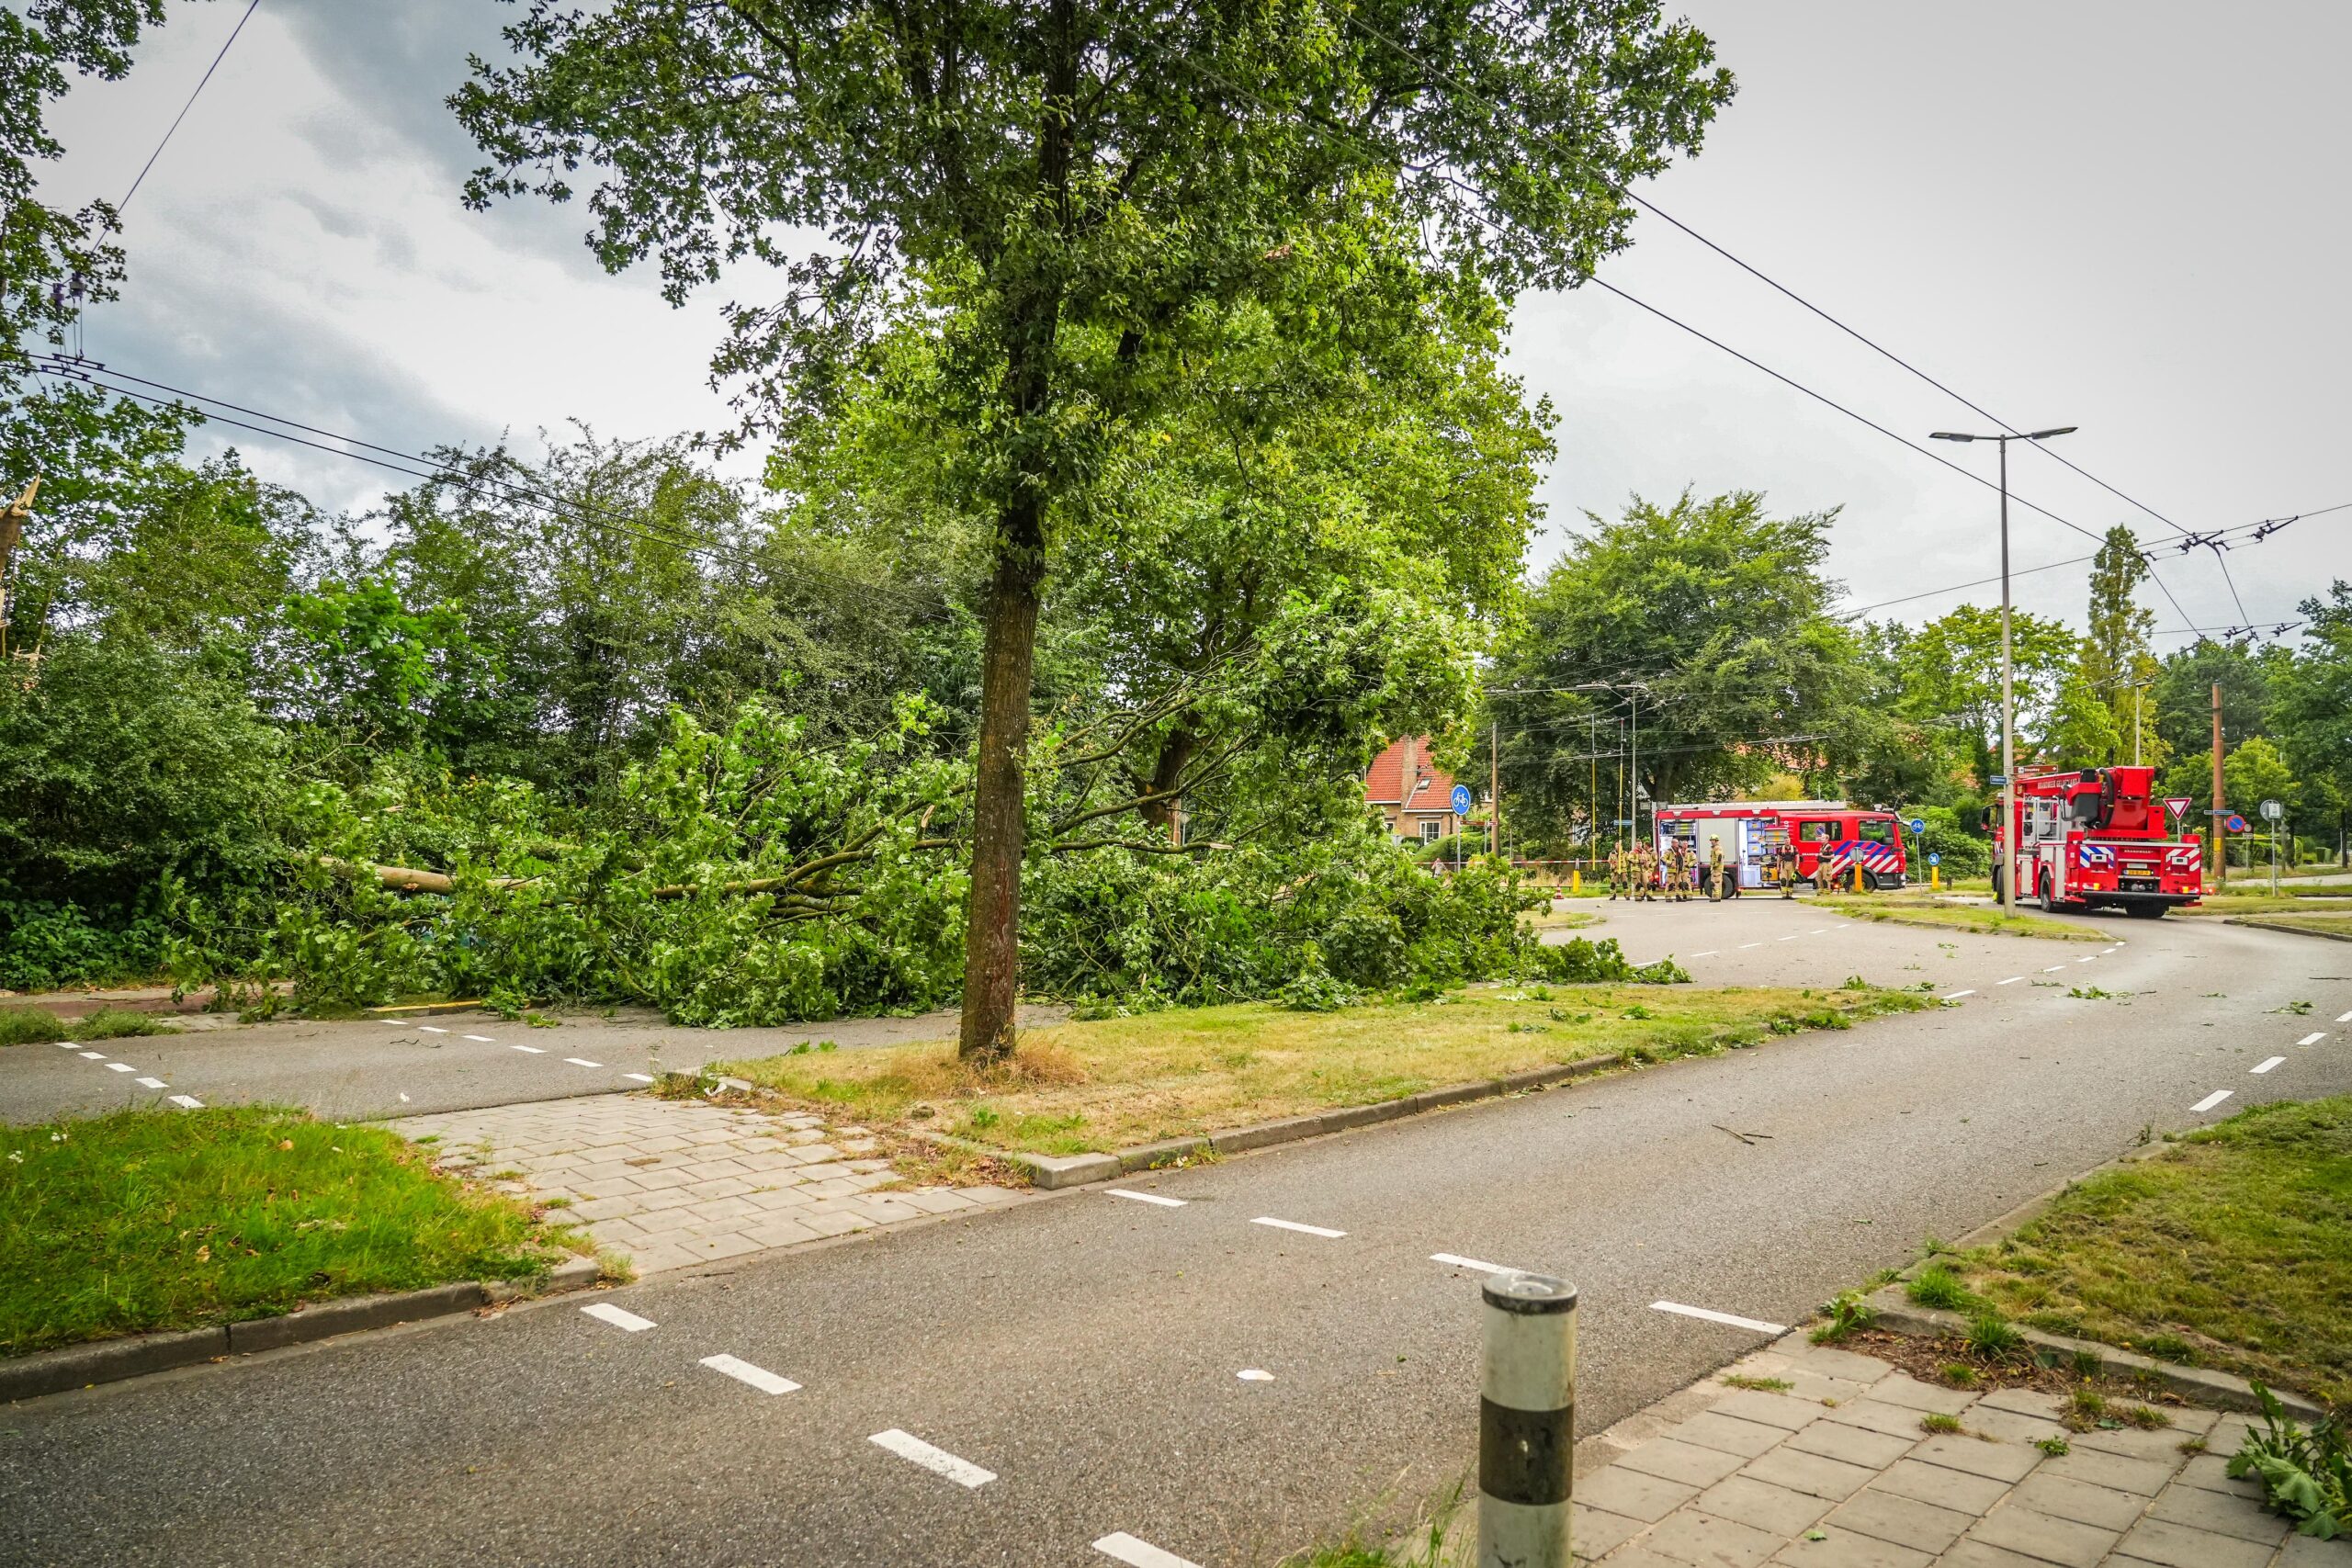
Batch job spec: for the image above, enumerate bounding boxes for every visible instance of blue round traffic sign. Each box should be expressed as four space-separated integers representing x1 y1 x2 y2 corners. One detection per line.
1928 852 1940 866
2225 813 2248 833
1909 817 1927 834
1450 784 1473 817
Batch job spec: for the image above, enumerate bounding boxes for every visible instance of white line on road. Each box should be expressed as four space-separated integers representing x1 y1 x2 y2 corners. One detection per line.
2298 1032 2328 1047
1650 1300 1788 1336
463 1034 495 1043
1237 1368 1274 1382
698 1353 799 1394
1252 1215 1346 1239
1777 934 1802 942
563 1057 603 1067
1810 929 1828 935
1997 976 2025 986
1739 942 1763 949
105 1063 134 1073
78 1051 104 1059
1690 950 1717 958
1941 990 1976 1001
168 1094 203 1109
135 1077 165 1089
420 1025 447 1033
56 1041 77 1048
2192 1089 2235 1114
580 1302 655 1333
2042 965 2066 973
2252 1057 2287 1075
2076 956 2098 963
511 1044 546 1055
1094 1532 1203 1568
2339 1010 2352 1023
1431 1253 1521 1276
869 1428 995 1488
624 1072 654 1083
1106 1189 1186 1208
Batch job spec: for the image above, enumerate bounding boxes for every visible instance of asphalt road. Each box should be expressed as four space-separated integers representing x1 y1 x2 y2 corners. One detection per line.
5 904 2348 1568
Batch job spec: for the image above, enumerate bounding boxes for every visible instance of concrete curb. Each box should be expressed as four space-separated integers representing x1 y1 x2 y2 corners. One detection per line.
2228 916 2352 943
967 1055 1623 1190
365 998 494 1019
0 1255 600 1404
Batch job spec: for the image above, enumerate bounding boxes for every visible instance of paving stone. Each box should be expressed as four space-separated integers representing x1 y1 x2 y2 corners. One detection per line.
1638 1505 1782 1567
626 1243 696 1274
565 1195 641 1223
1968 1406 2071 1446
1914 1433 2040 1483
1784 1345 1893 1382
686 1196 761 1223
2108 1515 2276 1568
1871 1458 2014 1516
1866 1373 1976 1416
898 1188 976 1214
797 1208 871 1238
741 1218 819 1249
1577 1465 1701 1524
1690 1476 1833 1538
1567 1503 1645 1558
1972 1502 2121 1565
2007 1472 2148 1532
2205 1416 2256 1453
2275 1535 2352 1565
2171 1454 2264 1498
1716 1390 1830 1432
1786 1420 1914 1471
2140 1481 2288 1545
745 1187 814 1212
1767 1529 1931 1567
1622 1438 1752 1490
1781 1371 1872 1405
1822 1485 1974 1554
1820 1401 1938 1440
1978 1388 2068 1419
2072 1426 2199 1464
1591 1546 1683 1568
2041 1447 2176 1497
629 1167 694 1191
1740 1447 1879 1503
1937 1543 2051 1568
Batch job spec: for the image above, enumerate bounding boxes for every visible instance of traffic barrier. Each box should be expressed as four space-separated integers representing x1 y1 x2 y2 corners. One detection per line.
1478 1271 1577 1567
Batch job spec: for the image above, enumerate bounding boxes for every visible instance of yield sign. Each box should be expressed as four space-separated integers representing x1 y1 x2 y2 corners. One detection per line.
2164 796 2192 827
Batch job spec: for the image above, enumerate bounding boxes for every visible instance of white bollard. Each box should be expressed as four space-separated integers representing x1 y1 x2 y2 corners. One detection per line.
1479 1271 1577 1568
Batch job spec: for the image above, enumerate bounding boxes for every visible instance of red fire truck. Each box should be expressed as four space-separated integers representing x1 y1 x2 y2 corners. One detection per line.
1652 801 1908 894
1991 765 2203 918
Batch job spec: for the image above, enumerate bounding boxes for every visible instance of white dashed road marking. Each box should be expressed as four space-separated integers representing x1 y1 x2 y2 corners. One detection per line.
1651 1300 1789 1336
2076 956 2098 963
1740 942 1763 949
1777 934 1802 942
1997 976 2025 986
2252 1057 2287 1075
56 1041 77 1049
623 1072 654 1083
1106 1189 1186 1208
2338 1010 2352 1023
420 1025 447 1034
1690 950 1717 958
1094 1532 1204 1568
135 1077 165 1089
563 1057 603 1068
698 1353 799 1394
2041 965 2066 973
1810 929 1827 935
105 1063 134 1073
1942 990 1975 1001
1431 1253 1521 1276
1252 1216 1345 1239
463 1034 495 1043
2191 1090 2234 1114
168 1094 203 1109
78 1051 104 1059
869 1429 995 1488
1237 1369 1273 1382
2298 1032 2328 1047
580 1303 656 1333
511 1044 546 1055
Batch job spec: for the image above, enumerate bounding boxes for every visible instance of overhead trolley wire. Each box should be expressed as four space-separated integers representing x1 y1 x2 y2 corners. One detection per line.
120 0 263 211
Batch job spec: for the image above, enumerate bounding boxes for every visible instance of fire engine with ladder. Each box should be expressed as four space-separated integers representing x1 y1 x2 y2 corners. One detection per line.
1991 764 2203 918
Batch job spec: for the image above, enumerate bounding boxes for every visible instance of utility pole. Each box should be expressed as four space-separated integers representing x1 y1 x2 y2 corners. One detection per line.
1628 689 1640 852
2211 682 2226 887
0 478 40 660
1490 720 1502 863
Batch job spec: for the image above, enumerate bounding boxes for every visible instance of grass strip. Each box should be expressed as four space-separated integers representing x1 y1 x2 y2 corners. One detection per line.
722 983 1930 1158
0 1106 575 1358
1807 895 2105 942
1952 1096 2352 1408
0 1007 175 1048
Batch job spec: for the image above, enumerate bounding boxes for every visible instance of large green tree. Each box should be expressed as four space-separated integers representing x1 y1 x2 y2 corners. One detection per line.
2076 525 2160 765
1888 603 2078 789
453 0 1736 1058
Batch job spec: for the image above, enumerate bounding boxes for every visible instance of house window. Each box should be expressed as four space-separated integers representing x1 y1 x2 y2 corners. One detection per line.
1419 819 1442 844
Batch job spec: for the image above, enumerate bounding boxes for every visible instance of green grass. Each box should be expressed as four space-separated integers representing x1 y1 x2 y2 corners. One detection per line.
1920 1412 1963 1435
1954 1096 2352 1407
1807 895 2105 942
1721 1373 1793 1393
722 985 1930 1157
0 1106 576 1357
0 1007 175 1048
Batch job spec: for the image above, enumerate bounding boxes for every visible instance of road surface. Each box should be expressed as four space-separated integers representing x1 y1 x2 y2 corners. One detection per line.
3 902 2346 1567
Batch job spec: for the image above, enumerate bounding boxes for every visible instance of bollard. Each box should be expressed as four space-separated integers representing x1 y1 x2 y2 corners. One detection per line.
1571 868 1581 895
1479 1272 1577 1568
1930 865 1939 892
1852 862 1863 895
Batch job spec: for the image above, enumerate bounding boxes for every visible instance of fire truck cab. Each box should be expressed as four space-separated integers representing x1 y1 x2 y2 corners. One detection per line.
1653 801 1907 893
1992 765 2202 919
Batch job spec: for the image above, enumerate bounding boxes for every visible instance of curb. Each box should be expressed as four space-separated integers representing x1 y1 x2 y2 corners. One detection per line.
0 1255 600 1404
2228 917 2352 943
365 998 494 1019
971 1056 1623 1190
1861 1291 2330 1422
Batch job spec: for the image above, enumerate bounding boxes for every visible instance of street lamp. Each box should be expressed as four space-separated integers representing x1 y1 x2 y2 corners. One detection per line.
1929 426 2077 916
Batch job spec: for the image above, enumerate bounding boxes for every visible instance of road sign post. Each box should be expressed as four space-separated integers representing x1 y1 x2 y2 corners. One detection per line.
1478 1272 1577 1568
2262 799 2284 894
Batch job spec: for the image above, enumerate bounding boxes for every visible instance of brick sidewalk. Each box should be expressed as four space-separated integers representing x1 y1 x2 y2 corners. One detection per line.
1566 1334 2347 1568
395 1093 1029 1274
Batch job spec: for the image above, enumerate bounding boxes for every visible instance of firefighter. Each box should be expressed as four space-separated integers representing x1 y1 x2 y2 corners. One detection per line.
1634 840 1656 901
1606 842 1626 900
1671 840 1694 901
1776 839 1802 898
1707 839 1727 900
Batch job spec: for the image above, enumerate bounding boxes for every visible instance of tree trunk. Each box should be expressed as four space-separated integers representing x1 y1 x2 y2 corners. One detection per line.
957 495 1046 1062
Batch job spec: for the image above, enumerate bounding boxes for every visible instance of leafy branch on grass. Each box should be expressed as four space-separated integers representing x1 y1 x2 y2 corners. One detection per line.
2230 1383 2349 1539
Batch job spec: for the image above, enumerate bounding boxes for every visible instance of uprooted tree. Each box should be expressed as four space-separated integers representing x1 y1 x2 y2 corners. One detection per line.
454 0 1736 1060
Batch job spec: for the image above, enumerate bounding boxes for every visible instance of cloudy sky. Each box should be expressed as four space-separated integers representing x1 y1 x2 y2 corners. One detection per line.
42 0 2351 645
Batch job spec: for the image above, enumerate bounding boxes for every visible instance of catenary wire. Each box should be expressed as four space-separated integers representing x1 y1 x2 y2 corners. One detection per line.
120 0 263 210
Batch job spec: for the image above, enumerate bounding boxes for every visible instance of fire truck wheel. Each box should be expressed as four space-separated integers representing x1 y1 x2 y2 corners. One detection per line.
1858 870 1881 893
1989 867 2006 901
2124 903 2167 919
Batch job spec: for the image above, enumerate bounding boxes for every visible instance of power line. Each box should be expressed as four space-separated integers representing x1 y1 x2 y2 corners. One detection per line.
120 0 262 210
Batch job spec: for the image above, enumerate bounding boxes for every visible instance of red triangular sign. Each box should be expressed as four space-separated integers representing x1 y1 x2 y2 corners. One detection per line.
2164 796 2191 827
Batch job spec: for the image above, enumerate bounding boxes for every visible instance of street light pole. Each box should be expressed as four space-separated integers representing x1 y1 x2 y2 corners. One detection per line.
1931 426 2076 917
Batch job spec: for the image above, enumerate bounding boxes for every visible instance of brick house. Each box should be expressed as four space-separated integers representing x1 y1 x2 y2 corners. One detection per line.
1364 735 1465 845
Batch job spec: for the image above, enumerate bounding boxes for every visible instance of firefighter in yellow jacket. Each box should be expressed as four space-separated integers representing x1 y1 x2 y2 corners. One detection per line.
1606 843 1627 899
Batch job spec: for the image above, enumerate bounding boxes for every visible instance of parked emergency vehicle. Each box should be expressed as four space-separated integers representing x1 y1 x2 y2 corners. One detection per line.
1652 801 1907 893
1991 765 2202 918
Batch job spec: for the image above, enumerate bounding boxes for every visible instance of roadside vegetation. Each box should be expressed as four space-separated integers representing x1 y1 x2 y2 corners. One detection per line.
0 1007 175 1047
1805 894 2103 942
721 981 1929 1158
0 1107 578 1358
1938 1096 2352 1408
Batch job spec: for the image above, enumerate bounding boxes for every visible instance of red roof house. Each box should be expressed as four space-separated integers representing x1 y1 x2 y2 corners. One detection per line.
1364 735 1465 844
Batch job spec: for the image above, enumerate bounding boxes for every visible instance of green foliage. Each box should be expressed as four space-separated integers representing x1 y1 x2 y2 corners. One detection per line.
1812 1288 1878 1343
1966 1312 2026 1359
2231 1384 2349 1539
1907 1265 1978 1312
